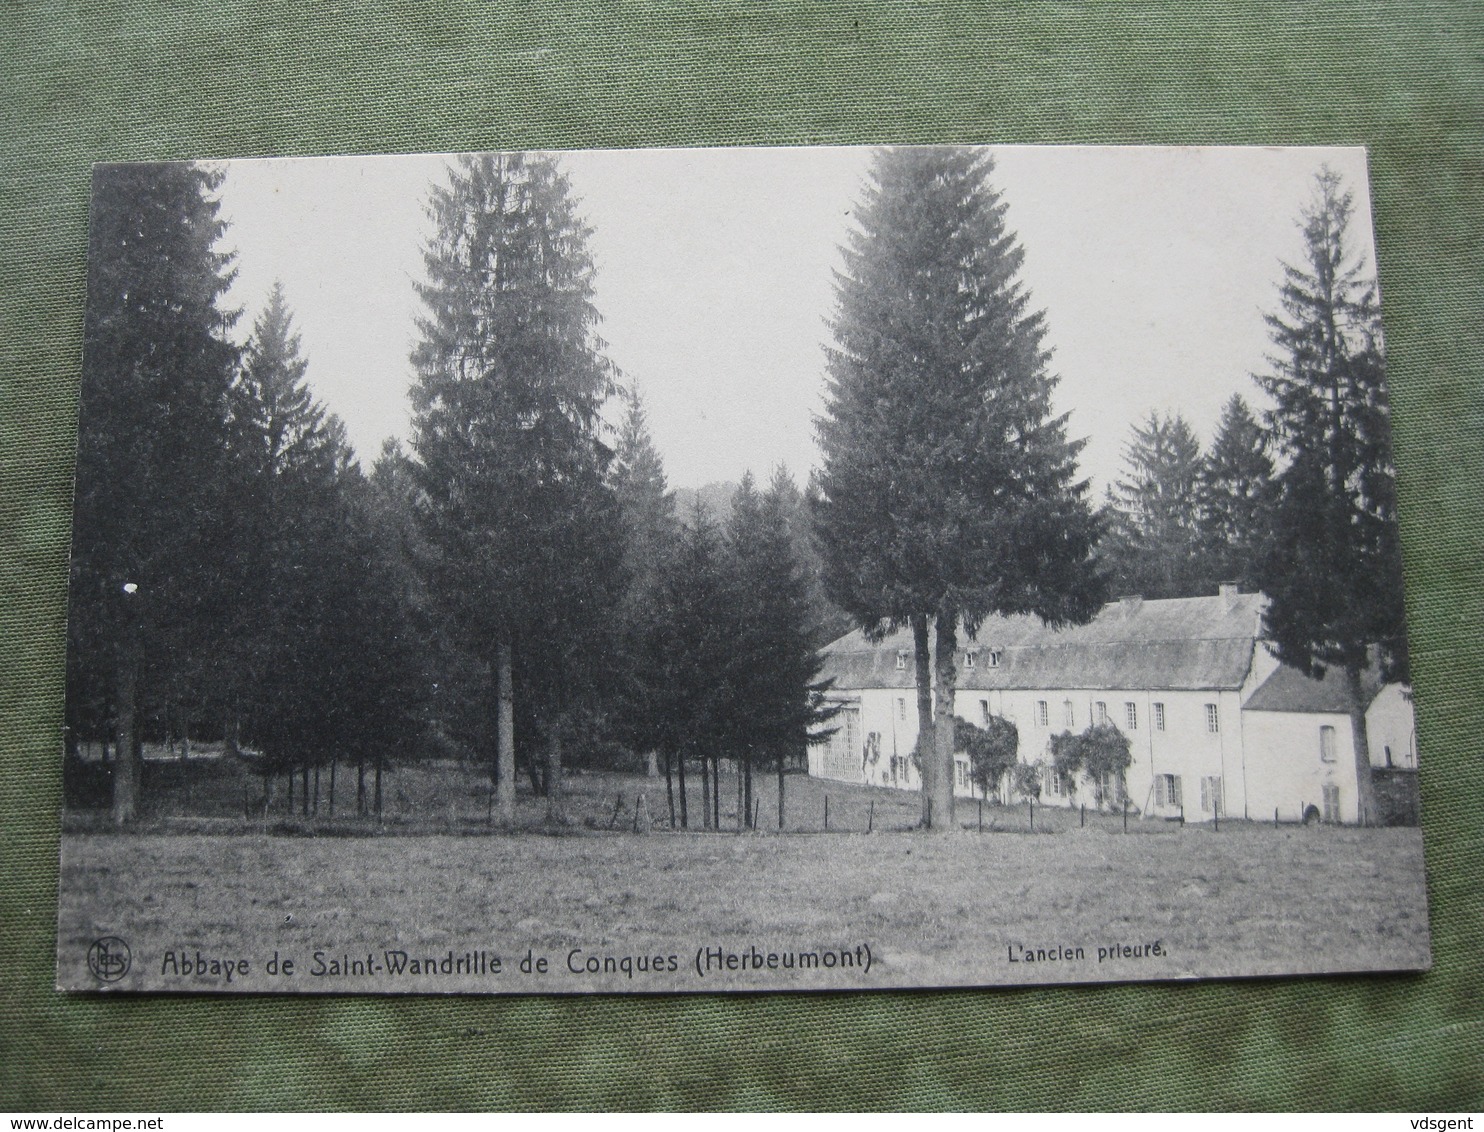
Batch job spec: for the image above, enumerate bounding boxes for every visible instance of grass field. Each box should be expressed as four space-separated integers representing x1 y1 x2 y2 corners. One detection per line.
64 755 1263 836
57 767 1432 993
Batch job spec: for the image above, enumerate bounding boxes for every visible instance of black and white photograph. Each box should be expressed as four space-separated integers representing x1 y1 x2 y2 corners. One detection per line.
56 144 1429 993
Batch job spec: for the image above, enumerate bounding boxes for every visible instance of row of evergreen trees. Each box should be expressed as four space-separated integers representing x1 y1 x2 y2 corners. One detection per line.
67 155 836 827
1101 397 1274 600
68 163 426 822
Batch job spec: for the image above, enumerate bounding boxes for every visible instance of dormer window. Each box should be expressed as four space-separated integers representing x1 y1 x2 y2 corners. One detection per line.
964 650 977 669
895 650 908 670
988 649 1002 668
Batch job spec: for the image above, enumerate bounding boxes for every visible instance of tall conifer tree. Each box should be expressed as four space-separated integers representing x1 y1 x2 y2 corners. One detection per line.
1103 412 1209 599
748 468 840 829
611 381 678 616
643 501 732 829
224 284 347 754
68 161 240 823
409 153 622 826
1199 394 1275 591
815 146 1103 830
225 284 359 788
1256 168 1406 825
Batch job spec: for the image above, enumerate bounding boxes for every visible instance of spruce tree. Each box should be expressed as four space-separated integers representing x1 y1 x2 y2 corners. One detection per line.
224 282 350 778
409 153 622 826
1256 168 1406 826
1104 412 1209 598
611 381 678 616
717 471 837 830
609 382 680 778
643 501 732 829
1199 394 1275 591
815 146 1103 830
752 468 840 828
223 284 410 814
68 161 240 823
320 461 430 822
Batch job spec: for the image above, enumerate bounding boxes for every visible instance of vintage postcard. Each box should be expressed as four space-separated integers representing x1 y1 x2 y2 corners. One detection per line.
58 145 1430 993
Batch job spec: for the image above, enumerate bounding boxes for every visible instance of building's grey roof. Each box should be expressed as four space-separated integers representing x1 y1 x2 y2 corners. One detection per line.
818 593 1265 693
1242 661 1385 714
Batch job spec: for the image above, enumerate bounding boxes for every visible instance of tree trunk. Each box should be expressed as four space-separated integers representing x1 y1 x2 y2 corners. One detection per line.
777 744 786 830
312 764 320 816
1346 664 1379 826
357 757 366 816
374 754 383 821
677 746 689 829
544 729 565 825
712 756 720 830
664 749 676 828
301 764 310 817
111 642 139 825
744 751 754 830
912 613 934 827
647 749 659 778
930 613 958 831
328 757 337 817
495 641 516 827
736 753 745 831
522 743 545 794
700 749 712 830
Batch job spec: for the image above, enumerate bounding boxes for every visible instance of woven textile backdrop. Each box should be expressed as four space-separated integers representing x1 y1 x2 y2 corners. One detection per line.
3 0 1482 1110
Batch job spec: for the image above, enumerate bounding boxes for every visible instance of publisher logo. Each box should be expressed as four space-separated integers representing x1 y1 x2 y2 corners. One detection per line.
87 936 131 982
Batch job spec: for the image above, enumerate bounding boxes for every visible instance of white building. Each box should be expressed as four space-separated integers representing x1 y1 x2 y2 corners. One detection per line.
808 587 1417 825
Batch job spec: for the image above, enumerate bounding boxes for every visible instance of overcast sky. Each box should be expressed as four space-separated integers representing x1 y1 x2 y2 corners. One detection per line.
216 145 1377 494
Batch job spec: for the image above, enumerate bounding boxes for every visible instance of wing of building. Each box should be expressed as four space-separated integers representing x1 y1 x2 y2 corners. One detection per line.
809 586 1418 825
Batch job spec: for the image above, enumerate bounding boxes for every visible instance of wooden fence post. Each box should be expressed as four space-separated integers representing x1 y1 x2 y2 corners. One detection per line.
824 794 829 832
1123 796 1128 833
868 799 874 834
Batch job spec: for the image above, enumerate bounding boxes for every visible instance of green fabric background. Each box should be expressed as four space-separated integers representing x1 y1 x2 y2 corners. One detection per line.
3 0 1482 1111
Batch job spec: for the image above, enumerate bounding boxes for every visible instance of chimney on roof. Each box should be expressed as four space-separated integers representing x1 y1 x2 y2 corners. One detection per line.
1119 594 1143 617
1218 581 1240 608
